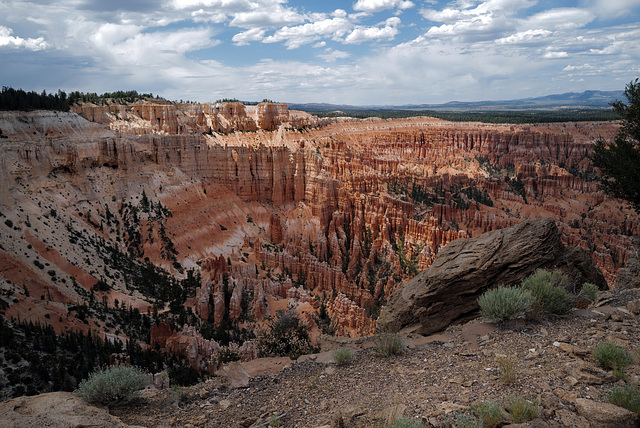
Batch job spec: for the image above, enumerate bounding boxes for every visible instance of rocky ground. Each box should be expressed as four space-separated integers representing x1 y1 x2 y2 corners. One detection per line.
99 289 640 428
2 290 639 428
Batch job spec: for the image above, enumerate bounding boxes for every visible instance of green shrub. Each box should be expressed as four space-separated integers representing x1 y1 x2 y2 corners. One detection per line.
256 309 318 360
374 332 405 356
608 384 640 413
76 365 148 406
385 416 425 428
333 347 354 366
521 269 572 316
440 412 481 428
470 400 503 427
504 396 539 423
478 286 533 322
581 283 598 302
593 342 634 379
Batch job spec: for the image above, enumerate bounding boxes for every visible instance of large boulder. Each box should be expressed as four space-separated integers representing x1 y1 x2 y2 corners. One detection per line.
380 217 606 335
0 391 139 428
616 238 640 289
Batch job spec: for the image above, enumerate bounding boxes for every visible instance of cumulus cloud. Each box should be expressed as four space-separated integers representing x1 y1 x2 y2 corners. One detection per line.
524 8 596 30
353 0 414 13
421 0 536 41
229 8 305 27
172 0 253 10
543 50 569 59
262 16 351 49
0 25 50 50
90 25 219 66
232 28 266 45
496 29 551 44
345 17 401 44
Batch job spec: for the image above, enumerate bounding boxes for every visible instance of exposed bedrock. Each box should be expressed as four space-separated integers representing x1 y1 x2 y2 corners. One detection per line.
380 217 606 335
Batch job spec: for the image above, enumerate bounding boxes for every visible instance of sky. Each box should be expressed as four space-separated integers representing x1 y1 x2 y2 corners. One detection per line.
1 0 639 105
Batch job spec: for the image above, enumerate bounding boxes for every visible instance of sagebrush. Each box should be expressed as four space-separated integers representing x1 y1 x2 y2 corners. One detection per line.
504 396 539 423
478 269 574 323
581 282 598 302
593 342 633 379
374 332 405 356
333 347 354 366
75 365 148 406
470 399 503 427
521 269 572 316
608 384 640 414
478 286 532 322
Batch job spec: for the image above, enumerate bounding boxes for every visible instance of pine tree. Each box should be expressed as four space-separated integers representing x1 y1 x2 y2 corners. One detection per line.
591 78 640 212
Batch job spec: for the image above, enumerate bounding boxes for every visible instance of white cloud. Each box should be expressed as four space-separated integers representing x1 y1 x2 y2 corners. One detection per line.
345 17 401 44
587 0 640 19
318 48 350 62
188 9 229 23
524 8 596 30
229 8 305 27
543 50 569 59
496 29 551 44
421 0 536 41
353 0 414 13
563 64 593 71
262 16 352 49
172 0 253 10
345 26 399 44
0 25 50 50
232 28 266 45
425 13 513 40
90 25 219 66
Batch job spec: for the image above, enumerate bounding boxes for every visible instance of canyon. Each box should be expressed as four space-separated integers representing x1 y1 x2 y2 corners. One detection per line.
0 101 638 385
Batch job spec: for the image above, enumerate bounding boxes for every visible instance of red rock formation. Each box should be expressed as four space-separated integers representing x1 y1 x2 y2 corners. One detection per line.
0 109 636 359
269 213 284 245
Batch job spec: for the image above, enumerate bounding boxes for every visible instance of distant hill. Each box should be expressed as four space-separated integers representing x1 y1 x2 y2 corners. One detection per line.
289 90 624 112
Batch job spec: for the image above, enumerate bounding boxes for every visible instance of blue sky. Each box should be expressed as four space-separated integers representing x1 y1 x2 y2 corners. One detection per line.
1 0 639 104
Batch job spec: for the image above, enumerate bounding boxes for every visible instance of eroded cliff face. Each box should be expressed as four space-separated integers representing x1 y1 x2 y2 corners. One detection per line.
71 101 320 135
0 108 636 371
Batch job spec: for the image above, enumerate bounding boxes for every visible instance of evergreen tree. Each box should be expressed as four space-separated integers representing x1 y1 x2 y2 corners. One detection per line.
591 78 640 212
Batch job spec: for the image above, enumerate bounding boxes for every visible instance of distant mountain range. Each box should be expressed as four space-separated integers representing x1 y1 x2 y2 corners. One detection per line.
289 90 624 112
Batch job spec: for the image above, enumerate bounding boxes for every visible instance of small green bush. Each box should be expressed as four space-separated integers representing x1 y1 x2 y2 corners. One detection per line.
608 384 640 413
76 365 148 406
374 332 405 356
470 399 503 427
333 347 354 366
440 412 481 428
504 396 539 423
593 342 634 379
581 282 598 302
478 286 533 322
521 269 572 316
385 416 425 428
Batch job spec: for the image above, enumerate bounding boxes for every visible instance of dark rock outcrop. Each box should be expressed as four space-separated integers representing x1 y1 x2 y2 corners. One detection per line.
616 238 640 289
380 217 606 335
